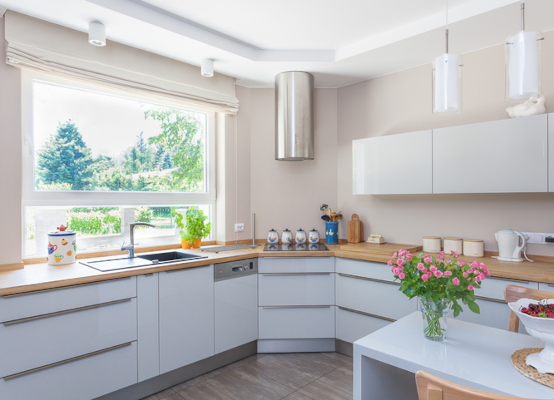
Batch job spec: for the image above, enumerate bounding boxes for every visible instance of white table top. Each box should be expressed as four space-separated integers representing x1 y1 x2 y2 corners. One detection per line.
354 312 554 399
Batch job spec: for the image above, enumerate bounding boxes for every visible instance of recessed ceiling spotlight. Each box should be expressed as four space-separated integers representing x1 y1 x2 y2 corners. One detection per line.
89 21 106 47
201 58 214 77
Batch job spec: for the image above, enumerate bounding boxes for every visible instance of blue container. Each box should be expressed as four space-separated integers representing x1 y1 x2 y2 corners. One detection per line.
325 221 338 244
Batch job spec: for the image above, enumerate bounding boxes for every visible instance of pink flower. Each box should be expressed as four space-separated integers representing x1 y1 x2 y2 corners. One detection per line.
474 276 481 282
468 268 473 274
439 250 445 256
398 272 405 279
392 268 399 275
452 277 460 286
444 271 452 276
421 274 429 281
422 267 428 273
479 262 486 269
427 272 433 278
417 263 424 270
470 261 479 268
439 254 445 260
451 250 459 257
399 249 407 256
434 270 443 278
463 272 468 278
468 285 474 291
485 270 491 277
406 253 413 261
397 258 405 266
480 272 485 279
387 260 393 266
392 252 397 259
398 266 404 271
458 261 466 267
430 266 437 272
424 257 432 263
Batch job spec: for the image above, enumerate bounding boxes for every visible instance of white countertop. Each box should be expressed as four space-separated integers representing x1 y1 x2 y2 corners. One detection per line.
354 312 554 399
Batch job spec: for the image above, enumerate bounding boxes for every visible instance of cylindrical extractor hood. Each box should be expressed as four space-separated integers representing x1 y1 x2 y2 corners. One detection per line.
275 71 314 161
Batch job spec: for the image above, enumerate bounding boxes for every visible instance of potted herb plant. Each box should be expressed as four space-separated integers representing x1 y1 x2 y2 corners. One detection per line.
173 207 211 249
389 250 490 341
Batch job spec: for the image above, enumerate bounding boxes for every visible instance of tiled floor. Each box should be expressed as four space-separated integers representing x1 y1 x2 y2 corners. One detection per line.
142 352 353 400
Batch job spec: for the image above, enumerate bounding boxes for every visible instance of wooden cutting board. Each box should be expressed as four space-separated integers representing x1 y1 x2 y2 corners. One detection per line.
347 214 364 243
340 242 423 255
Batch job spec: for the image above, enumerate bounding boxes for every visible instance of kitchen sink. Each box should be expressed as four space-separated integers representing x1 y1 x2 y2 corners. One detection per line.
81 250 207 272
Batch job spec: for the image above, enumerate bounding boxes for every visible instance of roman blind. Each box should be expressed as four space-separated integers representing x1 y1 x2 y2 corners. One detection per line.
4 11 239 114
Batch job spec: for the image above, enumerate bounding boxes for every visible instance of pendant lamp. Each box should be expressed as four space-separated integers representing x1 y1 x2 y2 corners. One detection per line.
505 1 543 100
433 0 462 113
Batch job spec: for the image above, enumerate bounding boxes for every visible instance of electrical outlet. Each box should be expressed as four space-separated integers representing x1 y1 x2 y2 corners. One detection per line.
234 223 245 233
521 232 554 244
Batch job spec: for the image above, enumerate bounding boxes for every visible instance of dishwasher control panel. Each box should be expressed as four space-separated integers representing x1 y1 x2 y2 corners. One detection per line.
214 258 258 281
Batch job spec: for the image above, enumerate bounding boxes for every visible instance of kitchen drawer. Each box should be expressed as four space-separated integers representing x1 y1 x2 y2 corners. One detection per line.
259 306 335 339
0 341 137 400
455 298 525 332
0 276 136 323
336 258 394 282
336 306 392 344
538 283 554 294
0 297 137 378
336 273 416 320
258 273 334 306
475 277 538 301
259 257 334 274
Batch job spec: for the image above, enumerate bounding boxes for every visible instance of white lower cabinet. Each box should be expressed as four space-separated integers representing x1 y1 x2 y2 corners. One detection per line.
0 341 137 400
258 273 335 306
336 307 392 344
259 306 335 339
159 265 215 374
137 273 159 382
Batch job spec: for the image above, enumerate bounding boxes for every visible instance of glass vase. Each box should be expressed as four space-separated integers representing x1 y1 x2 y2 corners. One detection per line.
420 297 451 341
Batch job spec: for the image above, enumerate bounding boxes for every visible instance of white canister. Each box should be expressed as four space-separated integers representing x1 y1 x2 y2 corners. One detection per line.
47 226 77 265
444 237 463 255
282 229 293 244
422 236 441 253
308 229 320 244
267 229 279 244
295 229 307 244
463 239 484 258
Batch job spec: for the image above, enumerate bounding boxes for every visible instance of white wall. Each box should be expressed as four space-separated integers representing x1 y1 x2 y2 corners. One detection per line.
0 17 22 265
337 30 554 256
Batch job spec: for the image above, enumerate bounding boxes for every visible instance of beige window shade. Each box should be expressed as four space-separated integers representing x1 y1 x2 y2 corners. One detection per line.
5 11 239 114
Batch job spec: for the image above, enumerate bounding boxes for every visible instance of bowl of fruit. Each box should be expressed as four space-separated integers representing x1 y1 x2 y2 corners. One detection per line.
508 298 554 373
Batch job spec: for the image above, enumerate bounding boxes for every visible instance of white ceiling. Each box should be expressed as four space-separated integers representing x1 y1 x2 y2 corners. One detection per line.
0 0 553 88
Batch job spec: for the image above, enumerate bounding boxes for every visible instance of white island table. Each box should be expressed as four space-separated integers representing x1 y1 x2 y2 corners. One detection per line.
354 312 554 399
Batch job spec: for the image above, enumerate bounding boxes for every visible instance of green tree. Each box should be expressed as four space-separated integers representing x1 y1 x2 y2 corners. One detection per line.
36 121 93 190
162 152 173 170
145 109 204 191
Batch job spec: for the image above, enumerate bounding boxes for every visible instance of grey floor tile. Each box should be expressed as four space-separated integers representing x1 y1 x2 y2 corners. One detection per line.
162 393 186 400
298 378 353 400
141 388 176 400
318 363 353 395
281 391 315 400
320 352 352 365
178 365 294 400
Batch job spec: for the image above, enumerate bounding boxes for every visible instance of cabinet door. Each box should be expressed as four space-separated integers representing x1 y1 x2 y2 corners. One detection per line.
137 273 159 382
159 266 214 374
258 273 335 306
549 113 554 192
336 306 391 344
433 114 548 193
352 130 432 195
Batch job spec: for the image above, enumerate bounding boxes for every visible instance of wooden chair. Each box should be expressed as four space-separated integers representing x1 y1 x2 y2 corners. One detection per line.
504 284 554 332
416 370 539 400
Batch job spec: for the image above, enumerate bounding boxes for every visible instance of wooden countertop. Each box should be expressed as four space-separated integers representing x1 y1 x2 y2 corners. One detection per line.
1 243 553 296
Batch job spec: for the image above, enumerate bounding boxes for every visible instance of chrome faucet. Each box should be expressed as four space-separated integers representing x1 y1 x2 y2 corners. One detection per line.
121 222 155 257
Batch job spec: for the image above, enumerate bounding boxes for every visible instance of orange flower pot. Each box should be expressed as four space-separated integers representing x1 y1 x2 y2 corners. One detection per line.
181 240 192 249
192 239 201 248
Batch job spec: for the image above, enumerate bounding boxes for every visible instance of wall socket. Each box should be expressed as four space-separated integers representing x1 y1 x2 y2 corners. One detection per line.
521 232 554 244
234 223 245 233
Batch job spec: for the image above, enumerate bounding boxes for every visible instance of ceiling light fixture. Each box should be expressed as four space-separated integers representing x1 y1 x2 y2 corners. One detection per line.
88 21 106 47
505 1 543 100
433 0 462 113
201 58 214 78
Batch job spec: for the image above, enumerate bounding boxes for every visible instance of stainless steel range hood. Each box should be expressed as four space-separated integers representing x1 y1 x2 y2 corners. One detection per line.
275 71 314 161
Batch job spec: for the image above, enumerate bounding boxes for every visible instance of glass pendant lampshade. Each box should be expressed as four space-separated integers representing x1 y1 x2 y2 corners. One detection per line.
433 53 462 113
506 27 542 100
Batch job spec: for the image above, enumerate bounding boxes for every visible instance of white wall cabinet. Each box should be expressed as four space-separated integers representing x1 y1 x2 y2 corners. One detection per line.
352 130 433 195
159 265 215 374
549 113 554 192
433 114 548 193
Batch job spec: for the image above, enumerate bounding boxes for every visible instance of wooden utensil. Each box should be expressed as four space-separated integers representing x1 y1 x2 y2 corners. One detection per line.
330 211 337 222
326 208 332 218
347 214 363 243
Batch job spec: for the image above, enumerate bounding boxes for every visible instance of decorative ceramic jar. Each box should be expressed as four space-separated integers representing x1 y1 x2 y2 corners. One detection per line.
463 239 484 257
423 236 441 253
295 229 307 244
282 229 293 244
47 224 77 265
420 297 451 341
443 237 463 255
295 243 306 251
267 229 279 243
308 229 319 244
325 222 338 244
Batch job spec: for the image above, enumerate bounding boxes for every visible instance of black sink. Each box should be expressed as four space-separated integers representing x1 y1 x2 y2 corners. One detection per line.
137 251 206 263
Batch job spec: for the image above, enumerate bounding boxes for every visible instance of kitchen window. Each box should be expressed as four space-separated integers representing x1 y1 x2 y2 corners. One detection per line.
22 71 216 258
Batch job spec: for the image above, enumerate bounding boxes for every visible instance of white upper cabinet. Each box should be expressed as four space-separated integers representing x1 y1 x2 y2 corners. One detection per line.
352 130 433 195
548 114 554 192
433 114 548 194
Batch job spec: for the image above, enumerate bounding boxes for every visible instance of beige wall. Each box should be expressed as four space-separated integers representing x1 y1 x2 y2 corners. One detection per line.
337 30 554 256
244 88 338 241
0 17 22 265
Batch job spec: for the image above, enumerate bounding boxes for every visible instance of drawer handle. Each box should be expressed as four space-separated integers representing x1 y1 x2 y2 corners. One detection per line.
338 306 396 322
488 277 530 285
262 305 332 309
474 295 506 304
2 277 132 298
261 273 331 276
548 284 554 288
338 273 400 286
2 342 133 381
2 298 132 326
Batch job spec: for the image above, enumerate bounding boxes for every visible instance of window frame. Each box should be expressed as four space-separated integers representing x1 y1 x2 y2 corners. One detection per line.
21 70 217 255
